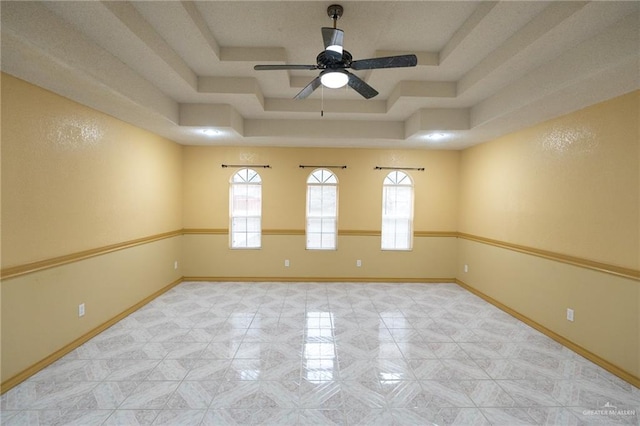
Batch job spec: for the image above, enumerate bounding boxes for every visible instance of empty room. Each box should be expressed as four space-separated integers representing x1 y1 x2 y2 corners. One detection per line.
1 1 638 425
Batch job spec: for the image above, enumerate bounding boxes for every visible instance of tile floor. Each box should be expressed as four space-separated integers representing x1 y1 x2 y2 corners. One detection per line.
1 282 639 425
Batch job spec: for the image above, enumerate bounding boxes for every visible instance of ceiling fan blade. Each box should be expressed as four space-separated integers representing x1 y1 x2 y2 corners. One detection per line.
254 64 318 71
294 76 322 100
321 27 344 60
346 71 378 99
351 54 418 70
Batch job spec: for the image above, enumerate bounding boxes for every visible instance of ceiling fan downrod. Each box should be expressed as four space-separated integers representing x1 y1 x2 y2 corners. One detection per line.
327 4 343 29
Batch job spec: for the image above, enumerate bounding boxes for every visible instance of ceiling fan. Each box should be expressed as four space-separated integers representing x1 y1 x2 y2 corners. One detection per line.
254 4 418 100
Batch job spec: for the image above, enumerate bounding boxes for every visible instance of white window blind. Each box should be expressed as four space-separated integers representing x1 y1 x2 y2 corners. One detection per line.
381 171 414 250
230 168 262 249
306 169 338 250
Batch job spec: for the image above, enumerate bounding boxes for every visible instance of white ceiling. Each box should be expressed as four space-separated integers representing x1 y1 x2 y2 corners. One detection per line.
2 1 638 150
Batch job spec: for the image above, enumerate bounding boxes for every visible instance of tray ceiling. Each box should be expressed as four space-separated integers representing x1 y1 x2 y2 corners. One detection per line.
1 1 638 149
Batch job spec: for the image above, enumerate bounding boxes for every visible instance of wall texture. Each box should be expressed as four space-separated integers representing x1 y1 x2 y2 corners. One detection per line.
1 75 183 268
1 74 183 384
457 91 639 379
1 73 638 388
459 92 638 268
181 146 460 280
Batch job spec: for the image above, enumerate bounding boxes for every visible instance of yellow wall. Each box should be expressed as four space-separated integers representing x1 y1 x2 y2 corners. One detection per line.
1 75 183 268
459 92 639 269
182 146 459 232
181 146 460 280
2 237 182 384
1 74 183 383
458 91 639 378
1 73 639 388
183 234 457 280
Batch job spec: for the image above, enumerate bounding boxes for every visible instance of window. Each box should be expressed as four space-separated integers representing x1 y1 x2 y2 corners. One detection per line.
306 169 338 250
381 170 413 250
229 168 261 249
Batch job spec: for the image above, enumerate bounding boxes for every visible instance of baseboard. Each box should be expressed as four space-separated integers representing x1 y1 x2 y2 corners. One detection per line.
182 276 457 283
0 277 183 395
455 279 640 388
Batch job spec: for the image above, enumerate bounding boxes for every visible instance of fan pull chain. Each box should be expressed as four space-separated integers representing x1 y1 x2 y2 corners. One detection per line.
321 84 324 117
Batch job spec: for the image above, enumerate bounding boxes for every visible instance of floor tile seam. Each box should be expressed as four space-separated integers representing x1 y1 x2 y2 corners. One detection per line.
382 406 492 424
124 378 194 412
115 358 170 393
95 408 118 426
10 381 101 412
102 407 161 426
477 406 539 424
472 401 567 409
489 378 573 408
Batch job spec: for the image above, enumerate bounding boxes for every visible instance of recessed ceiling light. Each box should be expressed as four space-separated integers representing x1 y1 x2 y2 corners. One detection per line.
425 133 447 140
201 129 219 136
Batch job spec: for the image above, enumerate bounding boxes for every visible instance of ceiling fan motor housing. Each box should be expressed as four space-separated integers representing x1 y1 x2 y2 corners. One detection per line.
317 50 352 69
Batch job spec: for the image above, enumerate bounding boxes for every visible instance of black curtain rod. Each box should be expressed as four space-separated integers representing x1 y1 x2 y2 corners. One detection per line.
374 166 425 171
221 164 271 168
299 165 347 169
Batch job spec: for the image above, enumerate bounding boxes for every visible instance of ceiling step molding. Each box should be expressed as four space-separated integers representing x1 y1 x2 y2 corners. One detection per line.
245 119 404 140
388 81 457 111
101 0 198 92
180 104 244 136
439 1 499 65
198 76 265 108
265 98 387 115
457 1 588 97
405 108 470 139
471 11 640 129
3 1 636 149
180 0 221 59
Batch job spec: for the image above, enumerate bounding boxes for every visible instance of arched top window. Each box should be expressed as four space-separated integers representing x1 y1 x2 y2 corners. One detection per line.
229 168 262 249
231 168 262 184
307 168 338 185
384 170 412 186
306 169 338 250
381 170 414 250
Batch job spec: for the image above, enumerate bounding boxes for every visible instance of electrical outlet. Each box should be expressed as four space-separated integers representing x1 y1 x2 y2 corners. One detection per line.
464 264 469 273
566 308 574 322
356 259 362 267
174 261 178 270
284 259 290 267
78 303 85 317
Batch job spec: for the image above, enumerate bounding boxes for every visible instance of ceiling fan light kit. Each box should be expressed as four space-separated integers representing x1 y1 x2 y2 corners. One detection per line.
320 70 349 89
254 4 417 99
